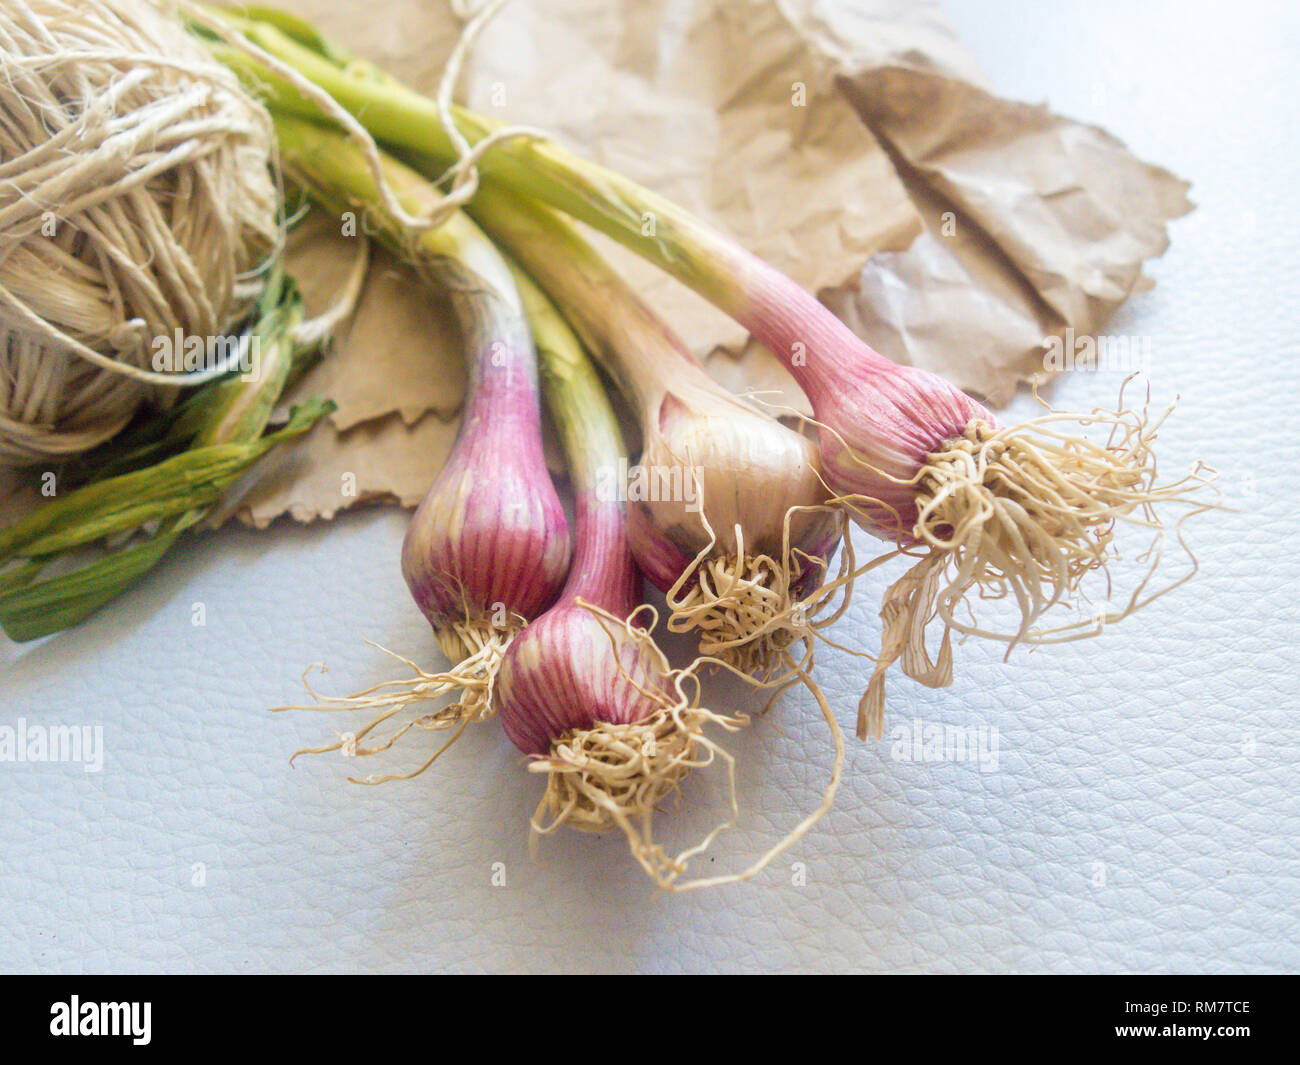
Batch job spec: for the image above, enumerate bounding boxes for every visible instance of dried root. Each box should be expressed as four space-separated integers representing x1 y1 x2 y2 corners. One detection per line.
854 383 1219 738
665 502 858 682
526 602 746 886
531 702 745 883
273 614 522 783
531 602 844 892
668 545 804 674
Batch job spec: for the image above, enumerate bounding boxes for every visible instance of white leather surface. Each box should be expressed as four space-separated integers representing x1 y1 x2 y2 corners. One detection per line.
2 0 1297 973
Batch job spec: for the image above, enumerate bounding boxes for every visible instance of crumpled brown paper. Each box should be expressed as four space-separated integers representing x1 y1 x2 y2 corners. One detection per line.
0 0 1134 534
827 65 1193 404
230 409 460 525
0 0 1195 532
704 3 1194 413
232 0 1191 528
233 0 922 526
285 210 465 430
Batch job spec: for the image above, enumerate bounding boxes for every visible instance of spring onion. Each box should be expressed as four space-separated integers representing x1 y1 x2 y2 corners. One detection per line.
208 15 1214 738
269 113 570 776
503 266 750 888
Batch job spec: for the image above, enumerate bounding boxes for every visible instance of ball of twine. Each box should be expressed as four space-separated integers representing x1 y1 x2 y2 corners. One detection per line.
0 0 279 465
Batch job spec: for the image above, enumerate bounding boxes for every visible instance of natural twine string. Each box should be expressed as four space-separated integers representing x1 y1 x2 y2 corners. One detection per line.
0 0 538 466
184 0 547 246
0 0 280 464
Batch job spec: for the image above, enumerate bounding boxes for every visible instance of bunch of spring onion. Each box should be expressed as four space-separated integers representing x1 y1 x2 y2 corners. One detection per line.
465 184 848 679
205 8 1216 738
516 264 842 891
0 269 330 641
270 114 814 886
190 8 858 686
268 113 570 779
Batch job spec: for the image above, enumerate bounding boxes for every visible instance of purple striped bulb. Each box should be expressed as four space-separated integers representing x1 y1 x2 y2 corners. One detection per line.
805 360 991 540
494 461 655 757
735 254 992 542
400 409 570 642
496 602 669 756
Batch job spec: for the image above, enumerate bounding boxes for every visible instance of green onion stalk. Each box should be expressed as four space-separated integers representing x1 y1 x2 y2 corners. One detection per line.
0 268 330 641
268 112 571 782
204 10 1216 739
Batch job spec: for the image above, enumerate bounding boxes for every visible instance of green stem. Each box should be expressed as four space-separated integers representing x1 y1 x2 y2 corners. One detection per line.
464 181 713 416
0 521 196 643
0 400 326 561
192 266 298 446
200 19 745 311
269 112 542 428
511 265 635 615
511 266 624 495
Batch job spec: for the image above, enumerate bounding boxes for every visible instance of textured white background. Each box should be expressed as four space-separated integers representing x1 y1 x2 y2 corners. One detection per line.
2 0 1297 973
